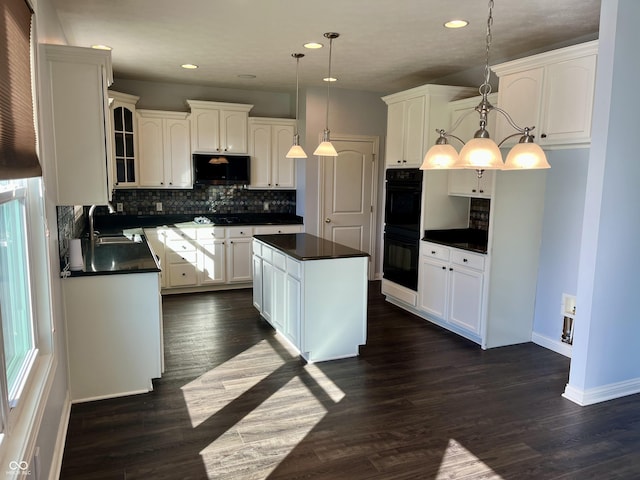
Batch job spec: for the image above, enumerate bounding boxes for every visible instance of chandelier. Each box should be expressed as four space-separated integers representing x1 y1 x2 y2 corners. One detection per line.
421 0 550 176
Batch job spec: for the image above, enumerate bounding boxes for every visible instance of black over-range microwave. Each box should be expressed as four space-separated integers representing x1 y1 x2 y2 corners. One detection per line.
193 154 251 185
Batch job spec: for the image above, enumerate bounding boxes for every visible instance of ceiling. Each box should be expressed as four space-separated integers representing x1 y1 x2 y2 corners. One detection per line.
50 0 602 95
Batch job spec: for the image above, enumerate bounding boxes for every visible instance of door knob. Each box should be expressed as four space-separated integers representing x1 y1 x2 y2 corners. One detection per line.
325 218 332 223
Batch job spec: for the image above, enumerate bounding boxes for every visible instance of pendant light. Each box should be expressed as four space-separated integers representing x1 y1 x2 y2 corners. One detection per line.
421 0 549 175
313 32 339 157
286 53 308 159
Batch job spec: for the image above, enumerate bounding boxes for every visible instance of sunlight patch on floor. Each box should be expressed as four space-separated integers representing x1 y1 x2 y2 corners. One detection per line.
304 362 345 403
200 376 327 479
180 340 285 428
436 439 503 479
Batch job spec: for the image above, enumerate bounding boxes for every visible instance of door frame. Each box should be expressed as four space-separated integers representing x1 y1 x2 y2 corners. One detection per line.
316 133 380 280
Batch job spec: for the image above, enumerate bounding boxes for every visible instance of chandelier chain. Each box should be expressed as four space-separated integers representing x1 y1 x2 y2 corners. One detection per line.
480 0 494 97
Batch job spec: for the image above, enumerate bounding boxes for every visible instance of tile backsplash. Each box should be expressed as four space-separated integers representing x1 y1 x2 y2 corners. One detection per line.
109 185 295 216
469 198 490 231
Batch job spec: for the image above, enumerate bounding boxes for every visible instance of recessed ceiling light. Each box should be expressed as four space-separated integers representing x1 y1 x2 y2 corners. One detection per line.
91 44 112 51
238 74 256 79
323 77 337 82
181 63 198 69
304 42 324 49
444 19 469 29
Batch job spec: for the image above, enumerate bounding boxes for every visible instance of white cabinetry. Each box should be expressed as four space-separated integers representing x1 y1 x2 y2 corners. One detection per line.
63 272 162 401
144 228 167 288
197 226 226 285
493 41 598 148
187 100 253 154
109 91 139 188
253 237 367 362
137 110 191 188
382 85 476 168
419 243 485 338
248 118 296 188
225 226 254 283
42 44 113 205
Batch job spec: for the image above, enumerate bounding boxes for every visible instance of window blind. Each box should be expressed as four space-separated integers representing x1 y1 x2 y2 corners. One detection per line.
0 0 41 180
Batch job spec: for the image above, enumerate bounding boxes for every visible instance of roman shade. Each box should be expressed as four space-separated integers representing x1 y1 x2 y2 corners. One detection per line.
0 0 41 180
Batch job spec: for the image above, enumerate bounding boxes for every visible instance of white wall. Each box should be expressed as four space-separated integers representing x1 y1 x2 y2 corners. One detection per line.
299 86 388 276
532 149 589 345
565 0 640 405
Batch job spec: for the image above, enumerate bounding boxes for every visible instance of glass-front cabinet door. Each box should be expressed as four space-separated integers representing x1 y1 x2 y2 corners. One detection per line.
109 91 140 188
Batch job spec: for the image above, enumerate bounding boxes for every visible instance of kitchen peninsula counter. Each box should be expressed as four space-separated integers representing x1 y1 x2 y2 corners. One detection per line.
252 233 369 362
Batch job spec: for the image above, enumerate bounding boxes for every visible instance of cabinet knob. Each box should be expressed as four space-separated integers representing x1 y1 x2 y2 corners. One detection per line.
541 133 547 138
397 160 401 164
479 189 484 193
181 272 186 276
169 182 173 185
472 189 477 192
442 266 446 270
449 268 453 271
431 250 436 254
463 258 468 262
160 182 164 185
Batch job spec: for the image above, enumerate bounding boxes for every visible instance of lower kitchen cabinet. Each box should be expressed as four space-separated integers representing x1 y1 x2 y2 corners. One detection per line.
63 272 163 402
253 236 368 362
419 242 484 339
147 223 303 293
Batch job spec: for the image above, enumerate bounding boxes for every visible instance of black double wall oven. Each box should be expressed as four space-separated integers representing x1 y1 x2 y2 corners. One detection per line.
383 168 423 291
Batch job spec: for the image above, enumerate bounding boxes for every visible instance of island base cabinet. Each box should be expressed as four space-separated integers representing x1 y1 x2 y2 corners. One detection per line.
63 272 162 402
300 258 367 362
253 238 367 362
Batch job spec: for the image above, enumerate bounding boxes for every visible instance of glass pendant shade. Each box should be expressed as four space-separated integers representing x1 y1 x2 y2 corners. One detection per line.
459 137 504 170
313 140 338 157
421 143 461 170
286 143 307 159
503 141 550 170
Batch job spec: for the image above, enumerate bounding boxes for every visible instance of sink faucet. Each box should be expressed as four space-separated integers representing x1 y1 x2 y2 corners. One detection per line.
89 202 116 244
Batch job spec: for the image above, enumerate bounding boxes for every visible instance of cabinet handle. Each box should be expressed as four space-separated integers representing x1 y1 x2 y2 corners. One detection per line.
442 266 446 270
472 189 477 192
181 272 186 276
240 231 244 235
397 160 401 164
431 250 436 254
541 133 547 138
479 189 484 193
275 184 279 186
169 182 173 185
463 258 468 263
449 268 453 271
160 182 164 185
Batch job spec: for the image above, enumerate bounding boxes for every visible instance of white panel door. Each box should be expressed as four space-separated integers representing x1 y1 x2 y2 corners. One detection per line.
322 139 375 256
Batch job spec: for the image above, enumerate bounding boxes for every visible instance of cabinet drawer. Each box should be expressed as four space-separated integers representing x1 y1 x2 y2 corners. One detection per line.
166 250 198 265
254 225 303 235
422 242 450 261
196 227 225 240
272 251 286 270
163 228 196 241
165 239 197 254
287 257 301 279
451 249 485 271
226 226 254 238
168 263 198 286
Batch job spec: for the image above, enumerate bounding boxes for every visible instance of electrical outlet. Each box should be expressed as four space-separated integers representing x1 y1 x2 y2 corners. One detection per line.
263 201 269 211
155 202 163 212
116 203 123 212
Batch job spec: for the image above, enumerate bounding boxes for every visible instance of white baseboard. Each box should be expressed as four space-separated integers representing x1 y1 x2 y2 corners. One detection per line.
563 377 640 406
531 332 572 357
49 393 71 480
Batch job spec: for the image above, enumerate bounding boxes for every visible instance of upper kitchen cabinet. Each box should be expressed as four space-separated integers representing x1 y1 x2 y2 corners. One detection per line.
382 85 476 168
248 118 296 189
42 44 113 205
109 91 139 188
187 100 253 154
446 94 498 198
493 40 598 148
137 110 191 188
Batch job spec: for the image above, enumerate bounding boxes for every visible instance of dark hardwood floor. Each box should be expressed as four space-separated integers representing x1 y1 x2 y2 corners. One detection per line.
59 282 640 479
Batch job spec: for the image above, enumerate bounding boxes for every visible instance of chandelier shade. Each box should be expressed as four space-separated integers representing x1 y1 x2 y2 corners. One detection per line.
286 53 307 159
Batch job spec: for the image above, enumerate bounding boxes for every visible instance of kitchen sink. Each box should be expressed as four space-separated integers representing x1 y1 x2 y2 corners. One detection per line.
96 234 143 245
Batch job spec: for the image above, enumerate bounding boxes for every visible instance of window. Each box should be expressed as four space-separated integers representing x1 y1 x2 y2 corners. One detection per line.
0 180 38 429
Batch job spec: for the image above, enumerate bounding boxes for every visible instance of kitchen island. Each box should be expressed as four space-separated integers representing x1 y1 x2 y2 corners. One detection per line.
252 233 369 362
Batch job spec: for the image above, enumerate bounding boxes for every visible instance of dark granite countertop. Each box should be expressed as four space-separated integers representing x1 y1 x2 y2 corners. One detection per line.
254 233 369 261
422 228 488 254
67 236 161 277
